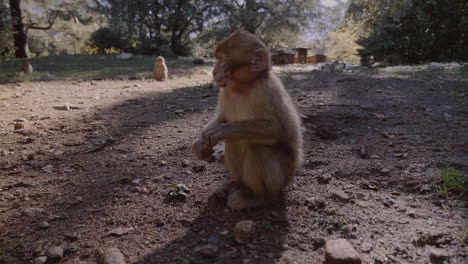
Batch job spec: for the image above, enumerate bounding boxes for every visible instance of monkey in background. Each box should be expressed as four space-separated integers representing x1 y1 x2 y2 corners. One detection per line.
192 29 303 210
153 56 168 81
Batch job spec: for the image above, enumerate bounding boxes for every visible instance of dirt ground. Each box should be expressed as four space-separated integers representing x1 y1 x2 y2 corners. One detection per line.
0 67 467 264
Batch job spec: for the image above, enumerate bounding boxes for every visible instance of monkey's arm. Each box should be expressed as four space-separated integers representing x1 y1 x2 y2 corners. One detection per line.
202 120 282 147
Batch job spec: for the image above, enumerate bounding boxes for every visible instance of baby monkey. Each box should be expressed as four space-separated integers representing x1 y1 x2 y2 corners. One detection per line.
153 56 168 81
192 29 303 210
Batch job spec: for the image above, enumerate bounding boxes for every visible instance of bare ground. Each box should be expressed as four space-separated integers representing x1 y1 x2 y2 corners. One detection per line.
0 69 467 264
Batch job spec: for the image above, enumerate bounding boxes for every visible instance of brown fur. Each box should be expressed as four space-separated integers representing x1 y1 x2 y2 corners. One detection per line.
153 56 168 81
192 29 303 210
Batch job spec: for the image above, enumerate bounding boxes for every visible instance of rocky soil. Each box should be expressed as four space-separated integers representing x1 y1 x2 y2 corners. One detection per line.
0 68 467 264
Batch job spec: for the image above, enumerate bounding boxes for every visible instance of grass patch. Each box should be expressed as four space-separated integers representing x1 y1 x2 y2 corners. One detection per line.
354 64 468 79
434 167 466 197
0 54 213 83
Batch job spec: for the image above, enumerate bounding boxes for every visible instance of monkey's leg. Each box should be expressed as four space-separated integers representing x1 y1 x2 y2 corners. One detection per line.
227 145 292 210
213 142 243 199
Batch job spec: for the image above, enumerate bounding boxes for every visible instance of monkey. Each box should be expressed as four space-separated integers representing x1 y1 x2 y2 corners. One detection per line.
153 56 168 81
192 29 303 210
21 59 33 74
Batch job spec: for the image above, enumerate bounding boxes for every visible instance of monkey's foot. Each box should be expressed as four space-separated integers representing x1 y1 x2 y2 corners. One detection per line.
213 182 239 199
227 190 264 210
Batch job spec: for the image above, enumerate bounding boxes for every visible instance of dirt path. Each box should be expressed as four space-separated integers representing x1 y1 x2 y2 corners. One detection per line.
0 69 467 264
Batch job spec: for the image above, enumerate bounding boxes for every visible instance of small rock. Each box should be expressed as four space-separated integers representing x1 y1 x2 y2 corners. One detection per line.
234 220 255 244
106 227 134 237
331 190 350 203
361 242 373 253
318 173 332 184
181 159 190 167
98 247 126 264
316 124 338 140
325 239 361 264
380 168 390 175
159 160 167 166
46 246 64 260
26 153 35 160
420 184 432 194
376 89 383 93
14 122 24 130
14 118 28 122
22 207 44 217
381 131 392 138
194 244 219 257
175 109 185 115
64 233 79 241
306 197 326 210
359 145 368 159
429 248 449 263
38 221 50 229
33 256 47 264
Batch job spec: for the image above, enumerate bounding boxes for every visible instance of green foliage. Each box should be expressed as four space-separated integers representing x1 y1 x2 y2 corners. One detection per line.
355 0 467 64
0 2 13 60
90 27 123 53
434 167 466 197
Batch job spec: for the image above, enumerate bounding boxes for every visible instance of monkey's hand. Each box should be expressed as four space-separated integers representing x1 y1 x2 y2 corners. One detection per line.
192 137 214 161
202 124 227 148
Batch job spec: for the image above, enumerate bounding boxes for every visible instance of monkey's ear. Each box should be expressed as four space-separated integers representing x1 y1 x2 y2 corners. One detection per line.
252 49 271 71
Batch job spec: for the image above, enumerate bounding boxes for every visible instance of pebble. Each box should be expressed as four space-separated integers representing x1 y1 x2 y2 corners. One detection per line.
181 159 190 167
429 248 449 263
306 197 326 210
318 173 332 184
325 239 361 264
38 221 50 229
64 233 79 241
98 247 126 264
33 256 47 264
331 190 351 203
14 122 24 130
46 246 64 260
22 207 45 217
234 220 255 244
159 160 167 166
419 184 432 194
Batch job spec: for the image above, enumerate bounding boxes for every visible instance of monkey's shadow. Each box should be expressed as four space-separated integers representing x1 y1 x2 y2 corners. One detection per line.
136 194 290 264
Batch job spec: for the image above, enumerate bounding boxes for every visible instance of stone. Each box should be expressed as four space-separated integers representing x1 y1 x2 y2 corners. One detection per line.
325 239 361 264
181 159 190 167
429 248 449 263
38 221 50 229
420 184 432 194
46 246 64 260
64 233 79 241
316 124 338 140
99 247 126 264
306 197 326 210
14 122 24 130
234 220 255 244
159 160 167 166
22 207 44 217
33 256 47 264
106 227 134 237
331 190 351 203
175 109 185 115
318 173 332 184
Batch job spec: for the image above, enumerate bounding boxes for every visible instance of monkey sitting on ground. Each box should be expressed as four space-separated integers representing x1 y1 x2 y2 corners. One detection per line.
192 29 303 210
153 56 168 81
21 59 33 74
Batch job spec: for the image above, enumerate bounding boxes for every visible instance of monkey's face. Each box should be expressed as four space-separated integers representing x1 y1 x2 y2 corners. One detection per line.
213 53 232 87
156 57 165 64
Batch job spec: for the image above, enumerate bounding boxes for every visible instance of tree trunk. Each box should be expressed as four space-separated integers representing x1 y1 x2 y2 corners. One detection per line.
9 0 30 58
